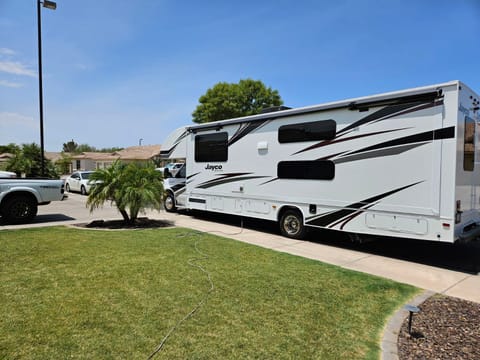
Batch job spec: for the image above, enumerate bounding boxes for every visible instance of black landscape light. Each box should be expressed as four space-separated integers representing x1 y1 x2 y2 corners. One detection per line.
37 0 56 176
404 304 420 335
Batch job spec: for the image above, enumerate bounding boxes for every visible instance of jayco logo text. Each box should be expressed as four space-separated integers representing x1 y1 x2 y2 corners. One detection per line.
205 164 223 171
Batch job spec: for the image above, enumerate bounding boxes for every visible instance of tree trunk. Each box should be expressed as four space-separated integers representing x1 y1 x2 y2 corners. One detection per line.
119 209 130 224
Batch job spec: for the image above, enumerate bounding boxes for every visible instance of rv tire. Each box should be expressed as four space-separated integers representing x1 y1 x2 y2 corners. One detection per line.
279 209 306 239
164 193 176 212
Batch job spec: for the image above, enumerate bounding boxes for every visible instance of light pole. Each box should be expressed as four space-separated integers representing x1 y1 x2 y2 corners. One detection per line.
139 138 143 146
37 0 56 177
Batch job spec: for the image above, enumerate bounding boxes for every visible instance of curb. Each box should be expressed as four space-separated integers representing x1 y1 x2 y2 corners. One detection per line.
381 289 435 360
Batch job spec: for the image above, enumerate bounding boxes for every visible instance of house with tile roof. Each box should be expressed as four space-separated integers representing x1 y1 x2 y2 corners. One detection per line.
70 145 162 172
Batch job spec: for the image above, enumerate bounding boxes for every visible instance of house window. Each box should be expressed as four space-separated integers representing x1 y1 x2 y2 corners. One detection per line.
464 116 475 171
278 160 335 180
195 132 228 162
76 160 81 170
278 120 336 143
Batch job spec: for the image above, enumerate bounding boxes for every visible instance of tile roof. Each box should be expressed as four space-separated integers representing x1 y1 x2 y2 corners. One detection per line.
71 145 161 161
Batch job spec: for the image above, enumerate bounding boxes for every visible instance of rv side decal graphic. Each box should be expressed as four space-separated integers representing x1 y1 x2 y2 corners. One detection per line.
160 130 188 157
306 181 423 228
228 120 271 147
171 183 186 192
338 96 443 136
331 143 424 164
295 99 444 155
196 173 270 189
328 126 455 164
294 128 410 155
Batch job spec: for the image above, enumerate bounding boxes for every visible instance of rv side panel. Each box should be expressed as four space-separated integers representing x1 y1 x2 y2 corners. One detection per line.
161 81 480 243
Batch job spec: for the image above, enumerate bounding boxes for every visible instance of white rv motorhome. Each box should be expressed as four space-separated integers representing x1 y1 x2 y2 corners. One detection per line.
161 80 480 243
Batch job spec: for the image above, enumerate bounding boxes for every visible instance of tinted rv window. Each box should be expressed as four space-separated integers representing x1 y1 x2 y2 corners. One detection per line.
195 132 228 162
277 161 335 180
464 116 475 171
278 120 336 143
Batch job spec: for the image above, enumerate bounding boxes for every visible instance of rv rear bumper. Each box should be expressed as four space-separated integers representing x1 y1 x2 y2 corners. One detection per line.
456 222 480 243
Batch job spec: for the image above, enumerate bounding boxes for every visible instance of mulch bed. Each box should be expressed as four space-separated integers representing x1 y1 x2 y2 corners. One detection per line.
398 295 480 359
74 217 175 230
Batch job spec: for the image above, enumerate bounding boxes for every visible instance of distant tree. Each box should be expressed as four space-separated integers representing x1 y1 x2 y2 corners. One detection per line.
0 143 20 154
0 143 20 171
5 143 57 178
76 144 97 153
22 143 43 175
62 139 78 153
55 152 73 174
6 151 32 177
87 161 164 224
192 79 283 123
62 140 122 154
99 147 124 153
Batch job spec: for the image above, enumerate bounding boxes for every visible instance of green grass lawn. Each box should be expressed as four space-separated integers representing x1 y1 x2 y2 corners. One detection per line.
0 227 418 359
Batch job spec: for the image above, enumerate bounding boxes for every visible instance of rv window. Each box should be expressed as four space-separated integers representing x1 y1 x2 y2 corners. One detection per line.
195 132 228 162
464 116 475 171
278 120 336 143
277 160 335 180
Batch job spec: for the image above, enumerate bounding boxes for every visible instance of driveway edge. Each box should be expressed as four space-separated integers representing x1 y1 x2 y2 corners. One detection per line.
381 289 435 360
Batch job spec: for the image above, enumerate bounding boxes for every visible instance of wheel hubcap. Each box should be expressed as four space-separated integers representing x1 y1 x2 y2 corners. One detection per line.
165 196 174 210
284 215 300 235
12 203 29 218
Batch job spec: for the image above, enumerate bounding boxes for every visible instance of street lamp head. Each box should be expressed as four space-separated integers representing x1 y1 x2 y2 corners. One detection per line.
42 0 57 10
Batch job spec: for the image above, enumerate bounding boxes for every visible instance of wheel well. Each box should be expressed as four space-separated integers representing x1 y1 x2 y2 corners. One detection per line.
0 191 38 213
277 205 304 223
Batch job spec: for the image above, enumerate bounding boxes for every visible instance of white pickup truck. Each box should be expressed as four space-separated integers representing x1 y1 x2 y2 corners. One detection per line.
0 173 67 224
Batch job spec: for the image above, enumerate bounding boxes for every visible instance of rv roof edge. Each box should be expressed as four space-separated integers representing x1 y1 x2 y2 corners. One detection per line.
187 80 461 131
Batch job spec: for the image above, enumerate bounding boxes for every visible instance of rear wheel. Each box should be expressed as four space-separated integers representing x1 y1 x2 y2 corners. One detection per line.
279 209 306 239
164 193 176 212
2 195 38 224
80 185 87 195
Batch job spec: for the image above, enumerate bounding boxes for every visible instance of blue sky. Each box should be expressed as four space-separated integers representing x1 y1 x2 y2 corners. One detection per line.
1 0 479 151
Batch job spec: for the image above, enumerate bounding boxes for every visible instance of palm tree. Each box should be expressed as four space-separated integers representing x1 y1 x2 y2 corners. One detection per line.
86 161 163 224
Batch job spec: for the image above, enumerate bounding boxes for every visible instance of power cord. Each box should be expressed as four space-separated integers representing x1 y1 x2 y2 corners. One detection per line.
202 216 245 237
147 233 213 359
147 217 244 359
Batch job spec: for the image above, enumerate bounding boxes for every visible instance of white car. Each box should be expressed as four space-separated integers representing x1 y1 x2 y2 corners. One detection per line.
156 163 184 178
65 171 95 195
0 171 17 178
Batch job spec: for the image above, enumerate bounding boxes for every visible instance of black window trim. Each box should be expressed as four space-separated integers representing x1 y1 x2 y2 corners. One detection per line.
194 131 228 163
278 119 336 143
277 160 335 180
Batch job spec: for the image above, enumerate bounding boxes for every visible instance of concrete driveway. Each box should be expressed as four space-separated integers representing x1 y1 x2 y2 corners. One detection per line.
1 193 479 303
0 192 121 228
